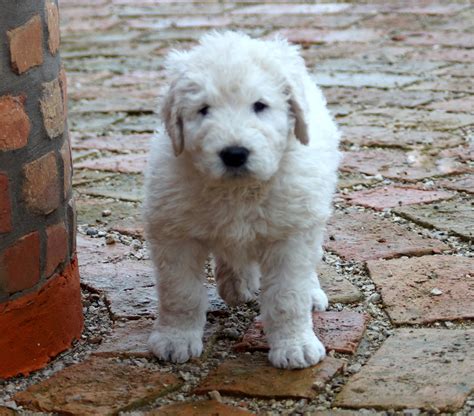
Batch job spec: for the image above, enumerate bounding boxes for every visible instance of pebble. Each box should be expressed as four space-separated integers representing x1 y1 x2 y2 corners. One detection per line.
367 293 381 304
208 390 222 402
430 288 443 296
348 363 362 374
102 209 112 217
86 227 98 236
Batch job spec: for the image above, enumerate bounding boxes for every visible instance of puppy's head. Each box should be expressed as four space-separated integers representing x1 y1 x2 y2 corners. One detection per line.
161 31 310 182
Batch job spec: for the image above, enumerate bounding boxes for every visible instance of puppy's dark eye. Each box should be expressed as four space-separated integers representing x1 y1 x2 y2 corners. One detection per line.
253 101 268 113
198 105 209 116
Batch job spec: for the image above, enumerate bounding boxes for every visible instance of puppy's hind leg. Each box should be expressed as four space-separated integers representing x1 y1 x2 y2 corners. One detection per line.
148 239 208 363
215 257 260 306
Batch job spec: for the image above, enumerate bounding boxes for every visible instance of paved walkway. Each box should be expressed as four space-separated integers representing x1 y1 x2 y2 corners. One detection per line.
4 1 474 415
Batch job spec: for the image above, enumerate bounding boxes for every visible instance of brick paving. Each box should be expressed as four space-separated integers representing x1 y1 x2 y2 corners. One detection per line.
4 1 474 415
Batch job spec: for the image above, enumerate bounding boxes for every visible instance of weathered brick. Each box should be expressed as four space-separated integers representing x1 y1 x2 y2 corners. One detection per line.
276 28 380 44
45 0 60 54
340 126 463 149
7 15 44 74
40 78 65 139
0 232 40 294
22 152 60 215
427 95 474 113
341 149 467 181
45 222 68 277
195 353 344 399
325 211 448 262
439 175 474 194
344 185 454 211
0 174 12 234
14 357 181 415
148 400 256 415
0 95 30 151
394 199 473 241
61 138 72 199
318 263 362 304
315 72 418 88
368 255 473 324
232 4 351 15
334 329 474 411
235 312 369 355
401 31 474 48
75 153 148 173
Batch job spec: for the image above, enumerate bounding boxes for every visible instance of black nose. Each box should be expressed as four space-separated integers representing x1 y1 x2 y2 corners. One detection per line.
219 146 249 168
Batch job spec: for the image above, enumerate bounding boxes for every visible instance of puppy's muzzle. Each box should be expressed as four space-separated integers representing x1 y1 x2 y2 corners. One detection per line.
219 146 250 169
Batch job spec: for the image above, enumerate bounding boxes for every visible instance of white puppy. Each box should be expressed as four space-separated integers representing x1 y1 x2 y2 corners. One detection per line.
144 32 340 369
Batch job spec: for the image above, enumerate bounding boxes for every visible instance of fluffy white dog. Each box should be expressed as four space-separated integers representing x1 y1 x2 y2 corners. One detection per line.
144 32 340 369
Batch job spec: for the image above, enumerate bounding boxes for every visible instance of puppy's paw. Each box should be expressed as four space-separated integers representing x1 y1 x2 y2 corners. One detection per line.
269 333 326 369
216 261 259 307
311 288 329 311
148 327 203 363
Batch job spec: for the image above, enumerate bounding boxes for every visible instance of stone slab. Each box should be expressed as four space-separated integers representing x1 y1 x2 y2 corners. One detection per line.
77 174 144 202
318 263 363 304
14 357 182 415
194 353 344 399
334 329 474 411
234 312 369 355
324 211 448 262
314 72 418 89
394 199 473 241
148 400 256 415
344 185 454 210
368 255 473 324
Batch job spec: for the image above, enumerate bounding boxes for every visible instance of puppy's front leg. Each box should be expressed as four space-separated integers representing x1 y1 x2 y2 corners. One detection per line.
260 234 326 369
148 240 208 363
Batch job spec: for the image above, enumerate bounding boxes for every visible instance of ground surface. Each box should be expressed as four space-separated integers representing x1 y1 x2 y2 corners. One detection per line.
1 0 473 415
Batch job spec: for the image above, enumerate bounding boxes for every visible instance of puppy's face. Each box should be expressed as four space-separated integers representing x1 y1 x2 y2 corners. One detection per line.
162 33 310 182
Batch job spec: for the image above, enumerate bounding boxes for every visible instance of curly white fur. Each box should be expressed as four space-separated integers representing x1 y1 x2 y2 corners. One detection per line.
144 32 341 369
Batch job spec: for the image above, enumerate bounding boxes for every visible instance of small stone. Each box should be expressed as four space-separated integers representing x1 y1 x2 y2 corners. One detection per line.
430 288 443 296
105 235 116 245
348 363 362 374
208 390 222 402
102 209 112 217
86 227 98 236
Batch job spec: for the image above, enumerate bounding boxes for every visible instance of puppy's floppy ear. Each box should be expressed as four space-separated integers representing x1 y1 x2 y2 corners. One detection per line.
162 81 184 157
288 82 310 145
272 37 310 145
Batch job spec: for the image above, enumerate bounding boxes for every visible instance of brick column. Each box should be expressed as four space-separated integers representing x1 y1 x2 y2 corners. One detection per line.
0 0 83 378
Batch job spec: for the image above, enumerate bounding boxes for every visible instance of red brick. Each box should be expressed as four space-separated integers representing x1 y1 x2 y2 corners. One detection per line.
45 0 60 54
235 312 369 355
0 232 40 295
40 78 65 139
148 400 256 415
195 353 344 399
0 173 12 234
324 211 448 262
368 256 474 324
0 258 83 378
0 95 30 151
14 355 180 414
22 152 61 215
344 186 454 211
61 138 72 199
46 222 68 277
7 15 44 74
